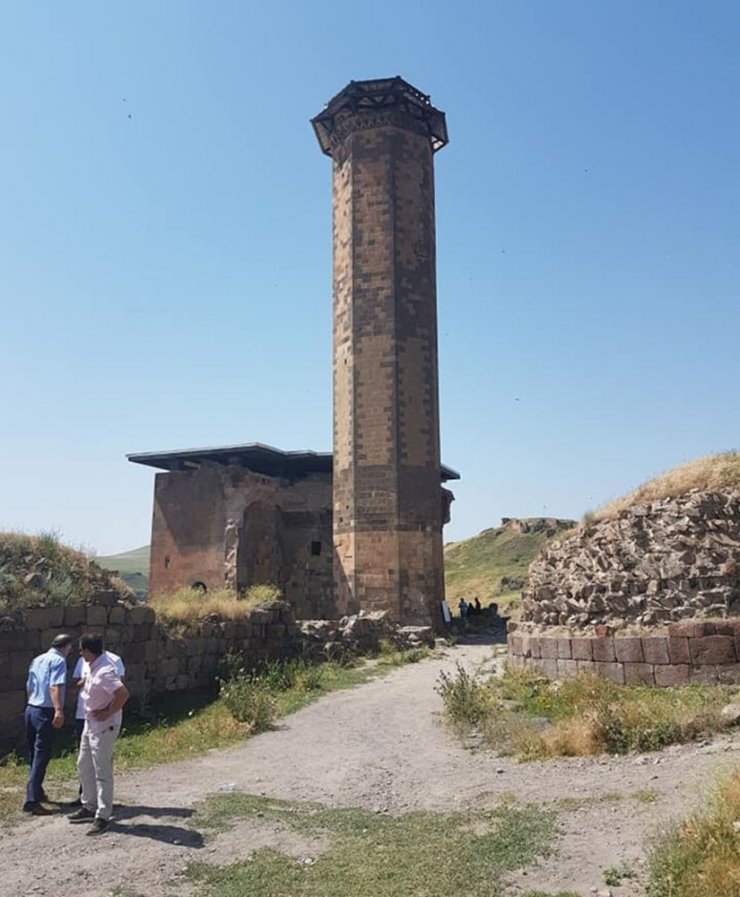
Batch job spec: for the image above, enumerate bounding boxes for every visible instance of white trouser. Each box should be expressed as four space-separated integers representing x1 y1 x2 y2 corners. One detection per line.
78 722 120 820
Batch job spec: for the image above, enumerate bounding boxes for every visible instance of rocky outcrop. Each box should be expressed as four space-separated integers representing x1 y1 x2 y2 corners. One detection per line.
522 490 740 629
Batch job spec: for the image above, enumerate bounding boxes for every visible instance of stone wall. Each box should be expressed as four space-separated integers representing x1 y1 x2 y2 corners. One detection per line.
0 600 296 755
523 490 740 628
150 464 334 618
0 601 432 755
508 619 740 687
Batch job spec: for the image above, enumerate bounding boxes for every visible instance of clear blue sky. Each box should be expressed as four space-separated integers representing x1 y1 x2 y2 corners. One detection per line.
2 1 739 554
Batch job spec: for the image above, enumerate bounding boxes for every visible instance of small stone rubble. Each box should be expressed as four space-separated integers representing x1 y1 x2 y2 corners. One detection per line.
523 490 740 629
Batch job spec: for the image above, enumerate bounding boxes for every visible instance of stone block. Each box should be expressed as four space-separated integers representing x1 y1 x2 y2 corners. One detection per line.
529 636 541 659
556 638 572 659
129 606 149 625
23 608 53 630
63 606 87 627
87 605 108 626
539 638 559 659
266 623 286 640
533 658 558 679
571 638 593 661
108 606 126 625
509 634 524 655
11 653 30 678
623 662 655 685
614 638 644 663
576 660 596 675
133 624 151 642
668 637 690 664
641 637 670 664
654 665 690 687
717 665 740 685
557 658 578 678
592 637 616 663
689 665 719 684
594 662 625 684
0 689 26 718
668 622 714 638
689 635 736 665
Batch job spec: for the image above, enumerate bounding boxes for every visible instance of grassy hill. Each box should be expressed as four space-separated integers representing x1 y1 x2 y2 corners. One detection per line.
96 545 150 599
444 518 575 609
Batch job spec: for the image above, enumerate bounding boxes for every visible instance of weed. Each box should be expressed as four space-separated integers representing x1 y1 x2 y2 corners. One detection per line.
603 862 635 885
441 665 738 760
436 663 496 728
149 585 280 623
218 678 276 732
633 788 660 804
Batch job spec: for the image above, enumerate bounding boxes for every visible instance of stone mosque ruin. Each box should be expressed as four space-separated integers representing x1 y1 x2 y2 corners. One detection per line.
129 78 458 629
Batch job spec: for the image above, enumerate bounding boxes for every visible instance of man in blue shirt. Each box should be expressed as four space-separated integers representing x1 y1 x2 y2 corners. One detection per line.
23 632 73 815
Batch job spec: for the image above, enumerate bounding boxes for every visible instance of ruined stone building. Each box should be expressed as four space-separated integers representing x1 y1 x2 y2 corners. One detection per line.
129 77 458 626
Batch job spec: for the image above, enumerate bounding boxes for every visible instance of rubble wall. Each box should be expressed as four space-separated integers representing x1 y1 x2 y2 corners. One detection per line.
523 490 740 628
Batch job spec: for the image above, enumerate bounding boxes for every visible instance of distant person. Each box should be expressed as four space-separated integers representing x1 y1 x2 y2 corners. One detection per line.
69 643 125 808
440 599 452 627
68 634 129 835
458 598 469 620
23 633 74 815
474 597 482 614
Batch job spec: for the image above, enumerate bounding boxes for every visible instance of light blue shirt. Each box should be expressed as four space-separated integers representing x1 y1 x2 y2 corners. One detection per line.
26 648 68 708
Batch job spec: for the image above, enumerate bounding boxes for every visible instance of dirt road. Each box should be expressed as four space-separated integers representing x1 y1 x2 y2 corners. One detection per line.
2 639 738 897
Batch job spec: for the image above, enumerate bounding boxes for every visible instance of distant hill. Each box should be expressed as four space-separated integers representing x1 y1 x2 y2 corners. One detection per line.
96 545 150 599
444 517 576 607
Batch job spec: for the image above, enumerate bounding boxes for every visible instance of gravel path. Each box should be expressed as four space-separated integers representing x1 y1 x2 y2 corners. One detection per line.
2 639 738 897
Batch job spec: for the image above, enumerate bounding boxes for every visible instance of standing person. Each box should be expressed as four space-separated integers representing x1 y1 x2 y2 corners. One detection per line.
458 598 469 620
68 634 129 835
23 632 74 815
69 644 125 808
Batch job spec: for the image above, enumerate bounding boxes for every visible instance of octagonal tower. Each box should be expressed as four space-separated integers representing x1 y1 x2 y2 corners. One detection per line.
312 77 450 627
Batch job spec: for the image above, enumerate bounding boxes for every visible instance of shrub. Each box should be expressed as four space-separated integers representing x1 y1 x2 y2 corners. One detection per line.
219 678 275 732
436 663 496 728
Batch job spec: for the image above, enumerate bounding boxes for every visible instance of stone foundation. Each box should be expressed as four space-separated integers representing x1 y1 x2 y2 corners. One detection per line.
507 619 740 686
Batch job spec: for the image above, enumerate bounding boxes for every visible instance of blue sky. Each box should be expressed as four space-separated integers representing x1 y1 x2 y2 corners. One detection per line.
2 1 739 554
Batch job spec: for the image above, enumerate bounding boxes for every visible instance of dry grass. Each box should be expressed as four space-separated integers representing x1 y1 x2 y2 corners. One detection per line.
591 451 740 523
148 584 282 623
648 767 740 896
439 666 738 760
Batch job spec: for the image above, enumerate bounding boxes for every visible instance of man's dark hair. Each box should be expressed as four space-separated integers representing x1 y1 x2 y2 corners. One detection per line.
79 633 104 656
51 633 73 649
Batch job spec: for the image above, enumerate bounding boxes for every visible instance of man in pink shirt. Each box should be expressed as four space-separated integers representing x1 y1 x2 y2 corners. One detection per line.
68 633 129 835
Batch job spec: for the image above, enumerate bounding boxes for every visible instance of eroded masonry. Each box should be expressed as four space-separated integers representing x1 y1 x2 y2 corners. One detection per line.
129 78 458 627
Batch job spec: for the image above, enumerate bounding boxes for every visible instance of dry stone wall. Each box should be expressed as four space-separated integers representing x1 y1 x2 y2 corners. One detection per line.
513 489 740 686
523 490 740 629
0 601 431 754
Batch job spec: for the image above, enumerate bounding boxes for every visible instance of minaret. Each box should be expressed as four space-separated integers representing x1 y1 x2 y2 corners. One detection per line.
312 77 449 627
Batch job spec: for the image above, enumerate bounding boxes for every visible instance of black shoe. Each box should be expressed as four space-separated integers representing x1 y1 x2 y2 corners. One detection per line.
68 807 95 823
86 817 109 836
23 801 52 816
65 798 83 808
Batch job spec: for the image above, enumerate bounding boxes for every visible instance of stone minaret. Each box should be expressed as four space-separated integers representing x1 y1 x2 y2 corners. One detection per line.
312 77 449 627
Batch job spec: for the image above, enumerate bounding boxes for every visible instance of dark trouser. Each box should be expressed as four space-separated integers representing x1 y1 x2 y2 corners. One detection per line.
24 705 54 804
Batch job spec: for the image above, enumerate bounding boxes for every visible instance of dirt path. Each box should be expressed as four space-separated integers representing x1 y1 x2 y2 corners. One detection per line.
2 640 738 897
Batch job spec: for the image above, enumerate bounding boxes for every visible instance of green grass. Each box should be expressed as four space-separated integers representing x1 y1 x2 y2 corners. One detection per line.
444 524 549 605
438 664 738 760
520 892 582 897
96 544 150 577
647 767 740 897
187 793 557 897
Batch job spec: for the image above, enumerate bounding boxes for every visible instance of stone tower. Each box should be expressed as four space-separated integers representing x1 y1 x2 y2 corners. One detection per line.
312 77 449 627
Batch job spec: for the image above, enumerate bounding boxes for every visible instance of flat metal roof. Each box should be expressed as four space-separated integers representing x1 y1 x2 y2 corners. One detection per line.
127 441 460 482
